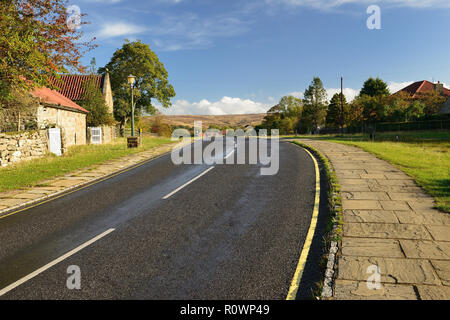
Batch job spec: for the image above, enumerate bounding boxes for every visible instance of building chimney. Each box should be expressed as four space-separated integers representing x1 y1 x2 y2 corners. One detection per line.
435 81 444 95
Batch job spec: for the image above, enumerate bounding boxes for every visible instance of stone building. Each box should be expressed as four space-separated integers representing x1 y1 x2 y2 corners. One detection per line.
50 73 115 143
31 86 88 147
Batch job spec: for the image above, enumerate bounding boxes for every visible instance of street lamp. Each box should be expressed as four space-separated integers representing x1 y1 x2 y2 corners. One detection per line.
127 74 136 137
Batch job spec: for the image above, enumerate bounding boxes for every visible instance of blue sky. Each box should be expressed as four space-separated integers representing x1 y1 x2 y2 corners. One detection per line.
74 0 450 115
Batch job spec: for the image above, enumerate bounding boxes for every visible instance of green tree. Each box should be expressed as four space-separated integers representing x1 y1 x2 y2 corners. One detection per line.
326 93 348 128
79 78 114 127
261 95 302 134
356 94 387 123
405 101 426 121
360 77 390 97
99 40 176 132
301 77 328 133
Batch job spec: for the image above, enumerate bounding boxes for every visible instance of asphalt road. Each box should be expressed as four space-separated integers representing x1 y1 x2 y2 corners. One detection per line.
0 139 328 299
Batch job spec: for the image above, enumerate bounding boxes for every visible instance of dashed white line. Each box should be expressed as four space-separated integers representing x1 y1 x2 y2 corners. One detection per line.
0 228 116 297
162 166 215 199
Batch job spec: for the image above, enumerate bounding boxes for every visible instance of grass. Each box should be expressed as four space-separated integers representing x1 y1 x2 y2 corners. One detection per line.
291 130 450 213
0 136 174 192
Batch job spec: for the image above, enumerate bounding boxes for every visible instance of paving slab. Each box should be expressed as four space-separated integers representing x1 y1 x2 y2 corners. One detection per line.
341 238 405 258
334 280 417 300
417 285 450 300
400 240 450 260
343 210 399 224
0 198 30 207
430 260 450 286
342 200 382 210
379 200 412 211
342 192 390 200
426 225 450 242
337 256 440 285
12 193 47 200
343 223 432 240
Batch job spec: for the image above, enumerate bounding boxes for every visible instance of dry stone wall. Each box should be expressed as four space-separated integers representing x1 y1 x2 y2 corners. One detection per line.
0 130 49 167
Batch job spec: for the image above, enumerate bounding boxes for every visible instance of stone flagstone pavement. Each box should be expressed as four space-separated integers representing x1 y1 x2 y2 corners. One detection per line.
0 142 179 217
299 139 450 300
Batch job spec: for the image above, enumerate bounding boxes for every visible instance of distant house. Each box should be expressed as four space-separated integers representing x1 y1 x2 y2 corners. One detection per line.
395 80 450 99
49 73 115 143
31 86 88 147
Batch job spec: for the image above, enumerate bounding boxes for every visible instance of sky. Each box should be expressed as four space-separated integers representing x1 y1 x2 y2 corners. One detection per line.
73 0 450 115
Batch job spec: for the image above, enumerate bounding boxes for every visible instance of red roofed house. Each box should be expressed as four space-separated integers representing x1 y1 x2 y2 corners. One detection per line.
49 73 115 143
31 86 88 147
395 80 450 99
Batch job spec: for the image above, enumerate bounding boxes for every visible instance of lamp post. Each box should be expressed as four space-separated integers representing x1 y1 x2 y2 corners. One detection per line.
127 74 136 137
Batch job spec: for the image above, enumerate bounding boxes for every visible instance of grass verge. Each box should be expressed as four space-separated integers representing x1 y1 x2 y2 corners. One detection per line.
0 136 174 192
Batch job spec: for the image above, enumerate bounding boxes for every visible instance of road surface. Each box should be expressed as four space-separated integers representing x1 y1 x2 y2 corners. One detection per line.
0 139 328 299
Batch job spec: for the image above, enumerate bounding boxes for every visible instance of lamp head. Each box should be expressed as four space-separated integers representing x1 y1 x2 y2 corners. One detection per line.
127 74 136 86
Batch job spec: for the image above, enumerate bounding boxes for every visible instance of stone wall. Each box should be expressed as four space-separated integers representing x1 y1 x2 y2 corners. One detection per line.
102 125 115 144
0 130 48 167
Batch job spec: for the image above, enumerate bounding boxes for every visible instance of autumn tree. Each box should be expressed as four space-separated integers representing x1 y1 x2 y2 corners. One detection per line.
149 113 172 137
0 0 95 103
99 40 176 133
416 91 446 116
301 77 328 133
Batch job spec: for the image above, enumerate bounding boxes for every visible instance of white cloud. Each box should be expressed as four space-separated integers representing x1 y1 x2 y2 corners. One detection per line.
266 0 450 9
388 81 413 94
162 97 269 115
288 91 304 99
97 22 146 39
149 12 249 51
289 88 358 101
326 87 359 101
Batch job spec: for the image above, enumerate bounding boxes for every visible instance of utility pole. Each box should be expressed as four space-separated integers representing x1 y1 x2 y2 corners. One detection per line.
340 76 344 135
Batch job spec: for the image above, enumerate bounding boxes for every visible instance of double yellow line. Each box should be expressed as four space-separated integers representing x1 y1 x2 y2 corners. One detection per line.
286 146 321 300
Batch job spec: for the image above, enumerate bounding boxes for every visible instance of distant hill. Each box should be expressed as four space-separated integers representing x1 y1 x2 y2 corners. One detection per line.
141 114 266 129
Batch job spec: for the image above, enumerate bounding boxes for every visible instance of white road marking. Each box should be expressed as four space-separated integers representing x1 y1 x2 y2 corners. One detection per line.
0 228 115 297
225 149 235 159
162 166 215 199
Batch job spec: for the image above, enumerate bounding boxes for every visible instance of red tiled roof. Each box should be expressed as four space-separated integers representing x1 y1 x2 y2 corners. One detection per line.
49 74 104 101
31 86 88 113
396 80 450 98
